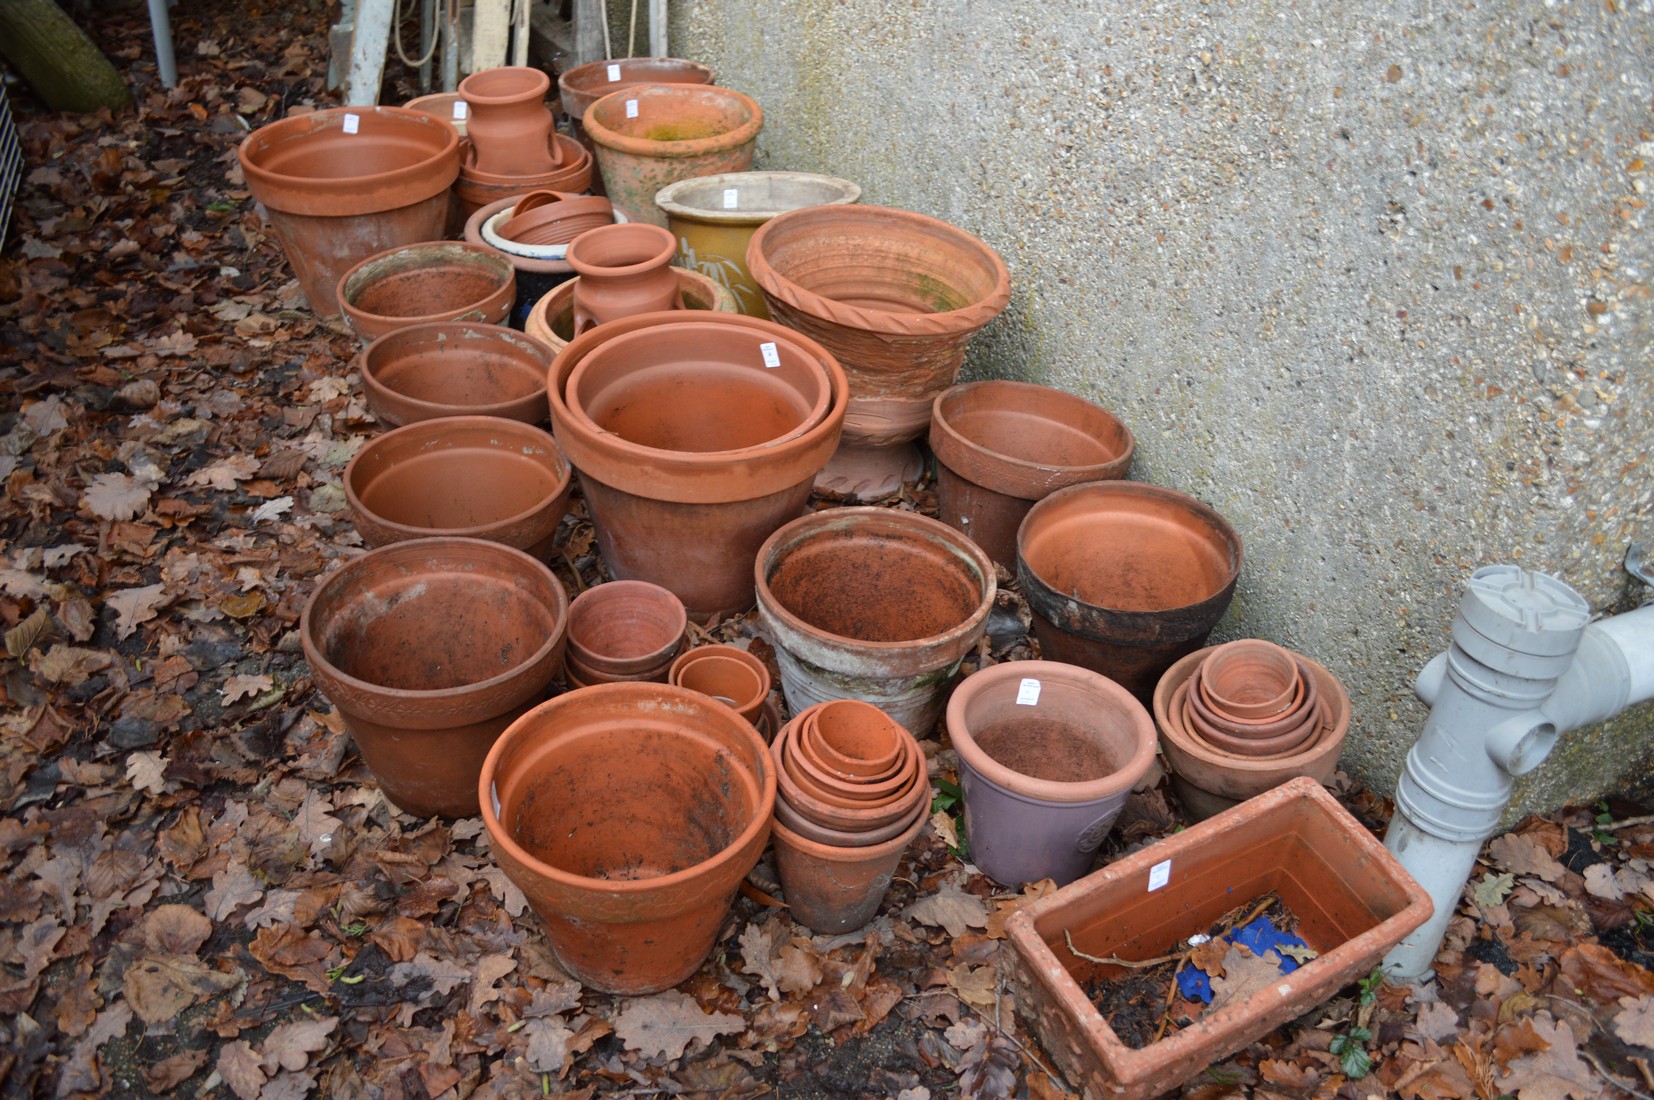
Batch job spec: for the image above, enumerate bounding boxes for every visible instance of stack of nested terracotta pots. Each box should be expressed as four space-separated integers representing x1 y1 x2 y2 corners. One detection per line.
768 699 930 934
1152 639 1351 822
669 643 774 737
454 66 593 216
563 580 688 687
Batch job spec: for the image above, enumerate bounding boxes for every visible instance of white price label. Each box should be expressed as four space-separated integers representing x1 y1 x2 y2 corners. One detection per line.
342 112 360 134
490 782 501 819
1148 859 1172 892
607 63 622 81
759 342 781 368
625 99 638 119
723 188 739 209
453 101 467 119
1015 678 1041 706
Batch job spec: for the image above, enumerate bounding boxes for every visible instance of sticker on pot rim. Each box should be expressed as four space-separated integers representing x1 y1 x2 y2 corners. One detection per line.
453 102 467 119
490 782 501 819
342 112 360 134
1015 678 1041 706
760 341 781 368
607 63 621 81
723 188 739 209
1148 859 1172 892
625 99 639 119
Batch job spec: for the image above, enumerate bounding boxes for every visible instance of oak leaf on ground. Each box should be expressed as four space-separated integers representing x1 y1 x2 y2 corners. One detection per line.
613 990 744 1061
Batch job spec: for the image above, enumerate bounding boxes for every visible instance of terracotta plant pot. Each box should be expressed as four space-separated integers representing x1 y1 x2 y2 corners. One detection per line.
403 91 469 137
455 133 594 217
499 194 615 246
946 660 1157 887
582 83 762 226
301 537 569 817
929 381 1135 571
669 644 771 727
1153 645 1351 821
654 171 861 319
771 807 928 935
337 241 515 344
558 57 714 166
803 698 904 780
565 223 684 332
462 196 587 327
238 106 460 317
1199 639 1301 719
546 311 848 620
361 321 553 427
1003 777 1434 1100
344 416 572 559
479 682 774 994
754 507 996 735
1017 482 1243 704
747 204 1011 501
565 580 687 684
458 66 559 177
525 265 735 354
771 705 927 832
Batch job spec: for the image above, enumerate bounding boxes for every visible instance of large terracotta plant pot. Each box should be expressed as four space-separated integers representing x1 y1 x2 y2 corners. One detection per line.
526 266 734 354
1017 482 1242 703
929 381 1135 571
458 66 559 177
361 321 553 427
546 312 848 620
238 106 460 317
479 682 774 994
1003 777 1433 1100
654 171 861 319
565 223 684 333
337 241 515 345
344 416 572 559
582 83 762 227
301 537 569 817
946 660 1157 887
558 57 714 167
754 507 996 735
748 204 1011 500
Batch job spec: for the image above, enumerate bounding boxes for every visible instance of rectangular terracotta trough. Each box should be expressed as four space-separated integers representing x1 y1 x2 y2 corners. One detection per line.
1003 777 1432 1100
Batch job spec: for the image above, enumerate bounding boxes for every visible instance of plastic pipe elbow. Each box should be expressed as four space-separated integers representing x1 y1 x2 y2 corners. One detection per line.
1485 714 1559 777
1414 652 1449 708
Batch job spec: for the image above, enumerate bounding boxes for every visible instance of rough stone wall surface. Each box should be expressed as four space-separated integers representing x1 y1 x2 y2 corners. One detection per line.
673 0 1653 817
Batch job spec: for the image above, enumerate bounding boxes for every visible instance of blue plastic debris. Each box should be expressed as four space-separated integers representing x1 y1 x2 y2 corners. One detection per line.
1175 915 1310 1003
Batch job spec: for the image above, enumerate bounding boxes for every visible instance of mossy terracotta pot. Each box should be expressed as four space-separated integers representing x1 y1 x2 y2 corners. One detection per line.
565 223 684 333
654 171 861 319
546 311 848 620
583 83 762 226
929 380 1135 571
455 133 594 217
946 660 1157 887
478 682 774 994
669 644 770 727
753 507 996 734
1003 777 1433 1100
361 321 553 427
337 241 516 345
343 416 572 559
748 204 1011 500
458 66 559 177
525 266 735 354
301 537 569 818
1016 481 1243 704
557 57 714 164
238 106 460 317
565 579 687 684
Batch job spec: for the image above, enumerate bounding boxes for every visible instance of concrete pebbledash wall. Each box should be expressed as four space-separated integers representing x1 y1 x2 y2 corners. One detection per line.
672 0 1654 817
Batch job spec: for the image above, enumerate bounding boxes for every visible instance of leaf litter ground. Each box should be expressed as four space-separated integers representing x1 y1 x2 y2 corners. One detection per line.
5 4 1654 1097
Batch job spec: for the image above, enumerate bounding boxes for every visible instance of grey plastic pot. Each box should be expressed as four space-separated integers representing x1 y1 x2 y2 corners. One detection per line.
945 660 1158 887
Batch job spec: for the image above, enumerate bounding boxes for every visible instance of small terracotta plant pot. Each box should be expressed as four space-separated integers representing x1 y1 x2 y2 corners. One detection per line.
655 171 861 319
754 507 996 734
525 266 735 353
1017 481 1243 704
344 416 573 559
403 91 469 136
946 660 1157 887
479 682 774 993
747 204 1012 501
669 644 770 727
301 537 569 817
771 714 924 833
238 106 460 317
802 698 904 780
1153 645 1351 822
361 321 553 427
929 380 1135 571
582 83 762 226
771 805 928 935
455 133 594 217
337 241 516 344
459 66 559 177
1198 639 1301 719
565 580 688 682
546 311 848 620
566 223 684 332
499 194 615 246
1003 777 1434 1100
557 57 714 158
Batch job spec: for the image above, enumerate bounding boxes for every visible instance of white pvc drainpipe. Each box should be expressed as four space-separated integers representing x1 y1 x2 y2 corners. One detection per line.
1382 555 1654 979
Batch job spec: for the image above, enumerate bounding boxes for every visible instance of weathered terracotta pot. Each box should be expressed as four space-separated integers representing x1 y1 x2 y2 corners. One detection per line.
337 242 515 344
771 806 928 935
238 106 460 317
1180 645 1322 758
546 312 848 620
558 57 714 165
583 84 762 226
361 321 553 427
655 171 861 319
771 711 925 833
754 507 996 734
748 204 1011 500
801 698 904 780
669 644 770 727
301 537 569 817
403 91 469 136
565 223 684 332
455 133 594 217
1017 482 1243 704
565 580 687 684
344 416 572 559
1200 639 1300 719
929 381 1135 571
1153 645 1351 821
479 682 774 993
458 66 559 177
526 266 736 354
946 660 1157 887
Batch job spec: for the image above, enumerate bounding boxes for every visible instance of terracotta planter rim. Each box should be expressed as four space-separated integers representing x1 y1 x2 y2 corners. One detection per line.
770 796 929 862
499 197 615 245
238 106 460 217
565 222 677 279
466 196 581 272
558 56 714 113
669 645 769 712
457 133 590 187
582 83 763 159
929 380 1136 500
566 579 688 670
654 171 862 224
337 241 515 335
458 65 552 106
359 321 554 425
527 267 734 352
